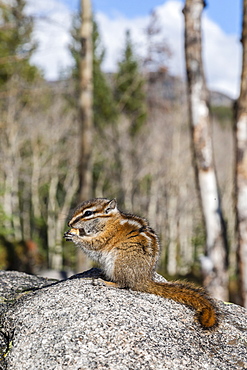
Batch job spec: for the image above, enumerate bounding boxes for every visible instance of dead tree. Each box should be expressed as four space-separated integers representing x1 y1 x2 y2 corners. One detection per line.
183 0 229 300
235 0 247 307
77 0 93 271
79 0 93 202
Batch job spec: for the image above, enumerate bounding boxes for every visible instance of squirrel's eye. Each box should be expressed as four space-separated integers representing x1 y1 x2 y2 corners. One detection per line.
83 210 93 217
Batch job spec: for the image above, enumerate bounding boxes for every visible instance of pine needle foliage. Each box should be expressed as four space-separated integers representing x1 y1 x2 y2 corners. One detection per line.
69 14 117 128
114 30 147 137
0 0 40 87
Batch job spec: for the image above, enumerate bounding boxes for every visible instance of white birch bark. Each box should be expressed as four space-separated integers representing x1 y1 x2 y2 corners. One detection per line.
183 0 229 300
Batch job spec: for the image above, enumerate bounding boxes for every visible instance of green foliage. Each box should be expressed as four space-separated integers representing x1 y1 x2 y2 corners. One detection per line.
191 222 205 259
0 0 40 87
211 105 233 126
138 174 152 196
68 15 117 127
68 13 80 91
92 21 118 128
114 30 147 136
0 200 12 238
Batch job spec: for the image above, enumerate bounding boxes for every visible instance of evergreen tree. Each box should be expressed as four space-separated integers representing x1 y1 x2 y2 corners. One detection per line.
69 15 117 128
115 30 147 136
0 0 39 87
93 21 118 128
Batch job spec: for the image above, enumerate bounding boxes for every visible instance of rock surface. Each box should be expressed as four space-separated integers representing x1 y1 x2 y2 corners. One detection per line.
0 270 247 370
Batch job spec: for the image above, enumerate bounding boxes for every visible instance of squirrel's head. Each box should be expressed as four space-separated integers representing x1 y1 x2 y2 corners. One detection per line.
64 198 118 241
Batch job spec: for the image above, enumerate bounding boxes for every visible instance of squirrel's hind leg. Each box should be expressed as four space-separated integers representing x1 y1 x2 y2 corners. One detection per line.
92 278 121 289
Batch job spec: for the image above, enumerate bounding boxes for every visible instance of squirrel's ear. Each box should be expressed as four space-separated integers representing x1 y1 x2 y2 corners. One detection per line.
105 199 117 213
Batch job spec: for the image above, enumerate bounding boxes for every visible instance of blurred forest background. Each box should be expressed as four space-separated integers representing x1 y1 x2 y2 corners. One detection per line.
0 1 239 301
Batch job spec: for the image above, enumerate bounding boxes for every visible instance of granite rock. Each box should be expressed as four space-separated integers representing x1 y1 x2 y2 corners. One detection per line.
0 270 246 370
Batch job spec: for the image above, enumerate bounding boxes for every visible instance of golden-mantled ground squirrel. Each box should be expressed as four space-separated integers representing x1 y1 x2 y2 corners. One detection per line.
64 198 218 329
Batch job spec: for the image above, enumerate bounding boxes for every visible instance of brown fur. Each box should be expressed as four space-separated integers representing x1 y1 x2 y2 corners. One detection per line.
64 198 218 329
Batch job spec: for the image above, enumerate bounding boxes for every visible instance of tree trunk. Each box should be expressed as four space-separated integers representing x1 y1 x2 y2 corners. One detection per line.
77 0 93 272
179 185 193 275
47 172 60 270
183 0 229 300
79 0 93 202
167 195 178 276
3 98 22 241
235 0 247 307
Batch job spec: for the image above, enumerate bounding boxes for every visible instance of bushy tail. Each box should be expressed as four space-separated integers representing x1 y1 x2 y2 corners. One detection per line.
143 280 218 329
